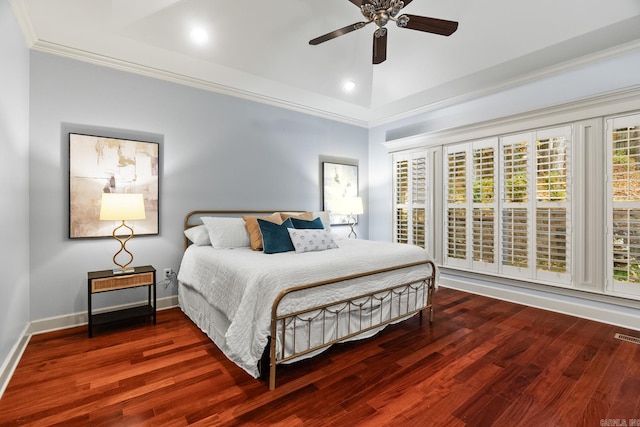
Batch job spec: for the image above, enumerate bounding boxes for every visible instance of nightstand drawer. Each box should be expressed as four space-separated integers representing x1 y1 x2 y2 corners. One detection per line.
91 271 154 293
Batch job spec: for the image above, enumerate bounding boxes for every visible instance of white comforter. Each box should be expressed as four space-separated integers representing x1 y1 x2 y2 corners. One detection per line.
177 239 433 377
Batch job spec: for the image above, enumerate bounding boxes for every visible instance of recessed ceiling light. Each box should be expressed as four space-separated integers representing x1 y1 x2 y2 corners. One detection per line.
190 27 209 45
343 80 356 92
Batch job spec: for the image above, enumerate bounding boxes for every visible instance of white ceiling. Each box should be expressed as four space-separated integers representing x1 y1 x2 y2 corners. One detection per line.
11 0 640 126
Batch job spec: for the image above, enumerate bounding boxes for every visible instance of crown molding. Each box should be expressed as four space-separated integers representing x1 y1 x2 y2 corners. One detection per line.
30 39 372 128
9 0 37 47
384 84 640 152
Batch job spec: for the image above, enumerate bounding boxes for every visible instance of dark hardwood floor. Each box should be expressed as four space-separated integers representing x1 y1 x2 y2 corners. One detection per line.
1 287 639 426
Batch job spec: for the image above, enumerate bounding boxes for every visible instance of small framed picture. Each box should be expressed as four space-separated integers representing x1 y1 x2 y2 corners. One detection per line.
322 161 359 225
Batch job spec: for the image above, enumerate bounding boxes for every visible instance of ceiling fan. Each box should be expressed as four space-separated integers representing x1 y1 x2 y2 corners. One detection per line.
309 0 458 64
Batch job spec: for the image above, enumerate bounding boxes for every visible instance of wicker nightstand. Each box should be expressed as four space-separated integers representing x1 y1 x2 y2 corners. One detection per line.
87 265 156 337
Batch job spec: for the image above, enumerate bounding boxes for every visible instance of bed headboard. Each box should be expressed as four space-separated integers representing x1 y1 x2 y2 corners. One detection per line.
183 210 306 250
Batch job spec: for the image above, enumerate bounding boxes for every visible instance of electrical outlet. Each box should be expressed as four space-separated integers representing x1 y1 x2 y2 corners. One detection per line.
164 268 172 279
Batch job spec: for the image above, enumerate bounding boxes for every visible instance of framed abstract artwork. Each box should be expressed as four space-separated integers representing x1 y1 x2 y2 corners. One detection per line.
69 133 159 238
322 161 359 225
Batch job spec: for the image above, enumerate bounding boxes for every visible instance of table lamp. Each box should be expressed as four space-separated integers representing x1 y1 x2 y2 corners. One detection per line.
341 197 364 239
99 193 146 274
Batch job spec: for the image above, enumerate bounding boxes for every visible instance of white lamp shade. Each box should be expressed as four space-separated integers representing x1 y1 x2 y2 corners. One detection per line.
338 197 364 215
99 193 146 221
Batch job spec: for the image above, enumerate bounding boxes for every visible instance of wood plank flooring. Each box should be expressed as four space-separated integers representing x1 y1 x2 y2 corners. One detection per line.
1 287 639 426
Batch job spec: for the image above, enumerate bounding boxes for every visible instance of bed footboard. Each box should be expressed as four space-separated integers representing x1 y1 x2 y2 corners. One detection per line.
268 259 436 390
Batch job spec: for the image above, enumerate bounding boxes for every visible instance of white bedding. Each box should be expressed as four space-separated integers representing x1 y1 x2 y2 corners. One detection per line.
177 238 434 378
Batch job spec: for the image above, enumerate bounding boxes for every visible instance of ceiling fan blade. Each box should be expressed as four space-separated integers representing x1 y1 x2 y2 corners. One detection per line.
402 14 458 36
372 31 387 64
402 0 414 7
348 0 375 5
309 22 368 45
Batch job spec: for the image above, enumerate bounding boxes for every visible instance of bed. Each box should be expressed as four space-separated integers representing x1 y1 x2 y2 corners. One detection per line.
177 210 437 390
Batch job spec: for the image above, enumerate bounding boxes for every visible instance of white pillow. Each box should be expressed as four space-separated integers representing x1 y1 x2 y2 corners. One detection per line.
201 217 251 248
287 228 338 253
184 225 211 246
313 211 333 233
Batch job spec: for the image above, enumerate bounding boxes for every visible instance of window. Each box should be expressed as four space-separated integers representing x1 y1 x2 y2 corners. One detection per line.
501 135 530 273
393 151 428 248
443 127 571 285
472 141 497 270
388 90 640 302
445 144 469 267
444 140 498 272
607 114 640 298
534 128 571 282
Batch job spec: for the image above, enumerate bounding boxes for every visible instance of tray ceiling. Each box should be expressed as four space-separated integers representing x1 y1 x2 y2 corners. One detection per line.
11 0 640 126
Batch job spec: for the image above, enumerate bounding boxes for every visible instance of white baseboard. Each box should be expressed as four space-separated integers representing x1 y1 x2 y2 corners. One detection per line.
440 274 640 332
27 295 178 335
0 324 30 400
0 295 178 399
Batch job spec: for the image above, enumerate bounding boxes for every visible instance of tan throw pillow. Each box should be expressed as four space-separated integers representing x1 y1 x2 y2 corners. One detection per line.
279 211 314 221
243 213 283 250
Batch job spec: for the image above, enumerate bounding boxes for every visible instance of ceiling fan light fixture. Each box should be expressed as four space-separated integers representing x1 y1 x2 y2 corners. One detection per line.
390 0 405 16
361 4 376 20
396 15 409 27
374 28 387 38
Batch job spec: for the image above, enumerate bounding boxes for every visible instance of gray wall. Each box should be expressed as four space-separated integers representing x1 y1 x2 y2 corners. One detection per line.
368 50 640 242
0 2 30 371
28 52 369 320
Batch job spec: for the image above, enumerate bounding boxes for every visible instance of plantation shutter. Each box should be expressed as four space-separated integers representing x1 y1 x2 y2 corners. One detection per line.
607 114 640 298
411 155 427 248
534 126 571 283
394 156 410 244
472 139 498 272
501 133 532 276
392 151 428 247
444 144 470 268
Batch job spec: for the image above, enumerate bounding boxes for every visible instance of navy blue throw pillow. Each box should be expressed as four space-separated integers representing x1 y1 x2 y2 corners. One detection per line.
291 217 324 230
258 218 295 254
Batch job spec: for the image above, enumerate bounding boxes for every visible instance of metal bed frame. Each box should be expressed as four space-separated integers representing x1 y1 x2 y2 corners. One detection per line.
183 210 436 390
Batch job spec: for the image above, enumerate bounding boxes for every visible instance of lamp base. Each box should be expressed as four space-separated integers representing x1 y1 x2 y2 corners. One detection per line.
347 214 357 239
110 220 136 275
